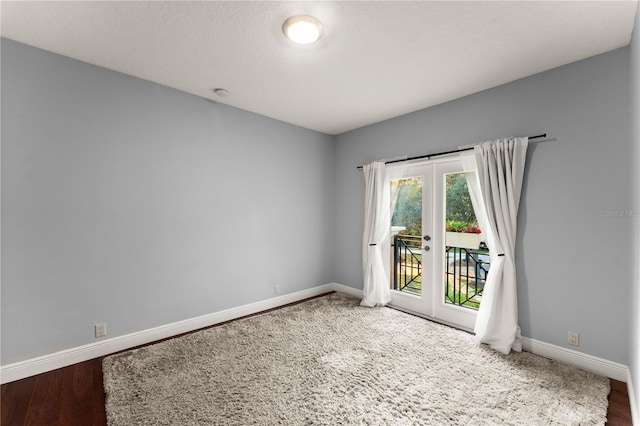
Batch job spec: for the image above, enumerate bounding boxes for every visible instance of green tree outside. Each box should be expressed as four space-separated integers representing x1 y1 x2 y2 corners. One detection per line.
391 178 422 236
391 174 478 235
446 173 477 224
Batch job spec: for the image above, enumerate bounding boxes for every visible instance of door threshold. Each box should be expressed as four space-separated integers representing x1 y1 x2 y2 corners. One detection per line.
387 304 475 335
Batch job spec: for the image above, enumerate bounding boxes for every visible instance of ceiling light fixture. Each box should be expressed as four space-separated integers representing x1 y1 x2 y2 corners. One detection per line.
282 15 323 45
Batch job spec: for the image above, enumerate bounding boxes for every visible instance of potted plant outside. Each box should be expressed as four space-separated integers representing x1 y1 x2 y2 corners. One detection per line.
445 221 481 249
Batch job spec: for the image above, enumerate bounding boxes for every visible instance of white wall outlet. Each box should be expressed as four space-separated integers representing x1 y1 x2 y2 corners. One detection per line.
95 322 107 338
568 331 580 346
274 284 280 295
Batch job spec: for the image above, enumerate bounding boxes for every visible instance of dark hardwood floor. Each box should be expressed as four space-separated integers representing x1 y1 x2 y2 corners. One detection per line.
1 357 107 426
1 359 632 425
1 294 634 426
608 379 634 426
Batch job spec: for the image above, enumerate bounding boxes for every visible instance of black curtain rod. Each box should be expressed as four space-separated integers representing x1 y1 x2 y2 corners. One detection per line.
356 133 547 170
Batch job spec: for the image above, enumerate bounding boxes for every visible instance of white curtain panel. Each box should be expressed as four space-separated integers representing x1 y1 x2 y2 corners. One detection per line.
469 137 529 354
361 161 392 307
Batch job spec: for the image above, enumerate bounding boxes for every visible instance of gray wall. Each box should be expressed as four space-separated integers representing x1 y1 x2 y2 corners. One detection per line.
1 35 636 369
334 48 631 364
1 39 335 364
628 3 640 417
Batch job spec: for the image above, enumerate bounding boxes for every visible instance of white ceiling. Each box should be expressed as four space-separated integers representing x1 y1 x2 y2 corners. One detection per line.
1 1 638 135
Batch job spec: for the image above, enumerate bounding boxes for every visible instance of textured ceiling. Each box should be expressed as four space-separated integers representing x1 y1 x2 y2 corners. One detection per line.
1 1 638 135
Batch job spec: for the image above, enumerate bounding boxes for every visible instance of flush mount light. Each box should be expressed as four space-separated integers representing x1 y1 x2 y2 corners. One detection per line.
282 15 323 45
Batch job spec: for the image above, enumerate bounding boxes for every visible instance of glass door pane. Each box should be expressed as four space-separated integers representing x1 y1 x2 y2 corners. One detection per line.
390 177 422 295
443 173 489 310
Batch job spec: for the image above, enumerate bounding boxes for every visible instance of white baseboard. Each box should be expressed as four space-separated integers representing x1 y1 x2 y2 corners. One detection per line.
522 337 628 382
1 283 355 384
628 371 639 426
3 283 627 389
331 282 364 298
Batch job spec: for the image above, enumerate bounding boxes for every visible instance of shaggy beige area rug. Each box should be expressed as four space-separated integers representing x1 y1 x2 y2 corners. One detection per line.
103 293 610 425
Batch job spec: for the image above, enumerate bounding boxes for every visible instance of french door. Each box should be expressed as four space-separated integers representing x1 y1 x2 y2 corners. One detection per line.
385 157 487 331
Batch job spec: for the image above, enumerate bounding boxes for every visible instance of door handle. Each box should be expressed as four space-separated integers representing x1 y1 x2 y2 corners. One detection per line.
423 235 431 241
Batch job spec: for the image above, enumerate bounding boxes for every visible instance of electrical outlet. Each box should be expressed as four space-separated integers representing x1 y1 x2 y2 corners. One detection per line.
274 284 280 295
568 331 580 346
95 323 107 338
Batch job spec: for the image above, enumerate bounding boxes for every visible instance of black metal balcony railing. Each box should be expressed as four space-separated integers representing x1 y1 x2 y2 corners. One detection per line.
392 234 490 310
445 245 490 310
392 235 422 294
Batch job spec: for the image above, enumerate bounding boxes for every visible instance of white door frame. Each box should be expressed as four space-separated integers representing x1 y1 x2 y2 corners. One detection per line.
386 161 434 316
386 154 479 331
